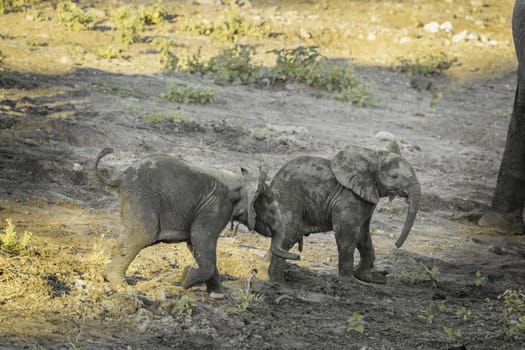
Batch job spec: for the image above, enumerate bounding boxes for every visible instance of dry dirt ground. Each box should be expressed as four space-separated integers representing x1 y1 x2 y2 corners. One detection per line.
1 0 525 349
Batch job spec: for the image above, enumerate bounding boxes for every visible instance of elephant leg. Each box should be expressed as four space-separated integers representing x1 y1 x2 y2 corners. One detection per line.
181 217 224 294
268 234 296 283
184 242 223 294
104 233 151 286
353 218 386 284
480 53 525 233
268 254 286 283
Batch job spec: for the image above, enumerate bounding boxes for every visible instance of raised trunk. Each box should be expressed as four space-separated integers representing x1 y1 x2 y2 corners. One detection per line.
271 233 300 260
395 182 421 248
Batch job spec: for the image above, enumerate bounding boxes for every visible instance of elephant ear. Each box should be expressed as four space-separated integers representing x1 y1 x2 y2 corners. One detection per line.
330 145 380 204
383 140 402 155
244 166 267 230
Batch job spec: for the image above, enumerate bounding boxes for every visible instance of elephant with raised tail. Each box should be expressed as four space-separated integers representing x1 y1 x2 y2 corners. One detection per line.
95 148 299 295
267 142 420 284
479 0 525 233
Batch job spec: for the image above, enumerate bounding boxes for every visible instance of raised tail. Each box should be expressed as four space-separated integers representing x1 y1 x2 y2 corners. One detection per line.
95 148 120 188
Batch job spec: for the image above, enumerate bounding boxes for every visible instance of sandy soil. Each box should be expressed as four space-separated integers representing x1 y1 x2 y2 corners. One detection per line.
0 0 524 349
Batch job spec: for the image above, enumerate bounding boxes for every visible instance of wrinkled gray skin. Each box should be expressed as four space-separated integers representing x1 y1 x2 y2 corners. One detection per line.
95 148 299 294
268 142 421 284
479 0 525 233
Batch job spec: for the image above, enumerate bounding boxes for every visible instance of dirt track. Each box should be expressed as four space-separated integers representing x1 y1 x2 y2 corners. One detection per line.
1 1 524 349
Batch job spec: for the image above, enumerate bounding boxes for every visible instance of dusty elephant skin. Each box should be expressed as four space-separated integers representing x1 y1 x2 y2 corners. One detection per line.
268 141 421 284
95 148 299 294
479 0 525 233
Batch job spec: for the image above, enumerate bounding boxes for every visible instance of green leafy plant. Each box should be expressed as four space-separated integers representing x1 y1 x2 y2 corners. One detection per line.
56 1 95 31
177 295 197 316
138 0 165 25
151 38 178 71
270 46 373 106
161 83 217 104
443 326 462 341
418 301 447 325
474 270 488 287
206 45 260 84
97 46 120 60
111 5 144 45
1 218 32 254
182 2 269 43
456 306 471 321
0 0 29 14
145 111 192 124
347 312 365 334
177 45 260 85
500 289 525 339
398 53 455 76
232 270 264 312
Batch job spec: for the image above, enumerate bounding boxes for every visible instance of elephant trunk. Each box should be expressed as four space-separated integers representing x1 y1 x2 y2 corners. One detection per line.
395 181 421 248
271 227 300 260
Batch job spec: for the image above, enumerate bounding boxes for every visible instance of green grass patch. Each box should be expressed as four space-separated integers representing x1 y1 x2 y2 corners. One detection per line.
145 111 192 124
161 83 216 104
398 53 455 76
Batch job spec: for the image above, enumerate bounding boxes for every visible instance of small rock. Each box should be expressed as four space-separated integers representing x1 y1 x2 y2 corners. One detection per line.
209 292 225 299
452 30 468 42
73 163 83 171
399 36 411 44
424 21 440 33
466 31 480 41
439 21 453 33
367 32 376 41
299 28 311 39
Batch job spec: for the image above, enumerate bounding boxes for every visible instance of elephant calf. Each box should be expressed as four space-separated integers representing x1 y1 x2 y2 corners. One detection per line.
95 148 299 295
268 141 420 284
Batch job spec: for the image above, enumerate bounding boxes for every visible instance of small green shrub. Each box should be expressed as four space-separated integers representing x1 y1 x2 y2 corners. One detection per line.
97 46 120 60
443 326 462 341
177 295 197 316
178 45 260 85
111 5 144 45
1 218 32 254
270 46 373 106
161 83 216 104
145 111 192 124
0 0 28 14
182 2 269 43
500 289 525 339
206 45 260 84
139 0 165 25
347 312 365 334
56 1 95 31
398 53 455 76
232 270 264 312
151 38 178 71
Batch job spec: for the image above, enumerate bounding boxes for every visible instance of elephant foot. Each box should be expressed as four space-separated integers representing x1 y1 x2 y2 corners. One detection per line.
103 269 127 287
353 268 387 284
478 211 524 234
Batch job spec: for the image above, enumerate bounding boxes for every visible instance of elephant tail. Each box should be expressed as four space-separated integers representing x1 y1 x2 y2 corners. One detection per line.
95 148 120 188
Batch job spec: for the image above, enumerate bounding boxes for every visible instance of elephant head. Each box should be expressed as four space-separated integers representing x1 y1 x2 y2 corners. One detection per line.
330 142 420 248
238 167 300 261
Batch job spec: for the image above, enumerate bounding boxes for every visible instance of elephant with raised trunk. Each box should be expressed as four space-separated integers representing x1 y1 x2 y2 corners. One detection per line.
479 0 525 233
95 148 299 295
268 142 420 284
